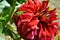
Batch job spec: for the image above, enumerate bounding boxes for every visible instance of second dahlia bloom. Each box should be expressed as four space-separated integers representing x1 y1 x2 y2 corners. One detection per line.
12 0 58 40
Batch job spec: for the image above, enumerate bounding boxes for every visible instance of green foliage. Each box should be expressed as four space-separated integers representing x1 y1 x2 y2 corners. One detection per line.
16 11 24 16
0 0 3 2
17 0 26 4
3 0 16 26
0 0 17 40
0 22 3 34
0 0 23 40
6 0 14 6
2 27 13 38
9 18 14 24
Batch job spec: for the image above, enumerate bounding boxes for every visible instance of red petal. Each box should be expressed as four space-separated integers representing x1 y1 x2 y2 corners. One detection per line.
35 12 40 17
17 20 21 28
33 0 39 4
44 28 50 37
39 23 43 37
27 17 39 26
19 4 37 13
28 0 34 5
40 1 48 10
27 31 34 39
12 15 19 25
20 13 34 22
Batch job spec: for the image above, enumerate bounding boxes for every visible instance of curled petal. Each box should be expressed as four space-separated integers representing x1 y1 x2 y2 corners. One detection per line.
19 4 37 13
44 28 50 37
39 23 43 37
27 17 39 26
20 13 34 22
49 8 57 21
27 31 34 39
40 1 48 11
28 0 34 5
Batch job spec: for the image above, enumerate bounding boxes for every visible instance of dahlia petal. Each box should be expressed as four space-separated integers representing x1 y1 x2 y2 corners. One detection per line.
12 15 19 25
51 38 54 40
42 1 48 9
51 22 58 29
49 8 56 15
28 0 34 5
53 25 58 28
35 12 40 17
33 0 38 4
40 16 47 23
31 25 39 30
26 5 37 13
51 22 58 35
17 20 21 28
27 18 39 26
20 4 37 13
41 37 46 40
49 8 57 21
44 28 50 37
19 4 28 10
34 29 37 35
22 23 30 34
39 23 43 37
40 1 48 11
49 16 57 21
20 13 34 22
46 37 51 40
49 28 55 37
27 31 34 39
19 4 32 12
33 0 41 9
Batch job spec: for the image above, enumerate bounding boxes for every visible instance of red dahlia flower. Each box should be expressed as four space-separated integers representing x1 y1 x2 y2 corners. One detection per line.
12 0 58 40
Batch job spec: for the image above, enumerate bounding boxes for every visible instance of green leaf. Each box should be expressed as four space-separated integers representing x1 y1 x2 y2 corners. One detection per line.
0 22 3 34
3 0 16 26
0 17 6 22
9 18 14 24
16 11 24 16
6 24 14 30
6 0 14 6
17 0 26 4
0 0 3 2
1 7 10 17
2 27 13 38
2 26 19 40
